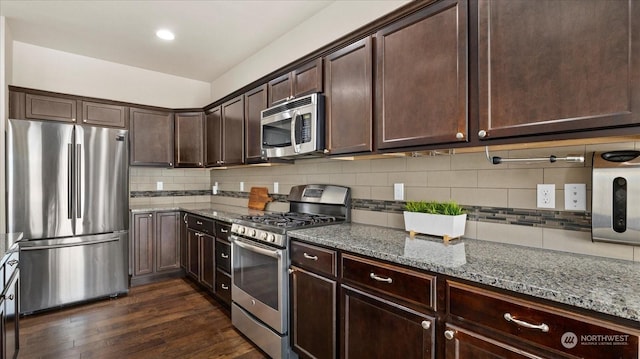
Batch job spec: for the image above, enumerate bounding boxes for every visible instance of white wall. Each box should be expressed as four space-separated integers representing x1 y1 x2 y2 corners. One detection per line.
11 41 211 108
210 0 410 102
1 16 14 233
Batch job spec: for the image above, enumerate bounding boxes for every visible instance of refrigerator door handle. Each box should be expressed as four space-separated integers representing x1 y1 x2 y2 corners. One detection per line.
20 235 119 251
76 144 82 218
68 143 74 219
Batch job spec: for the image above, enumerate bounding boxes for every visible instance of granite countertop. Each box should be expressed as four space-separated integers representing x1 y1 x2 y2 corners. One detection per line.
288 223 640 324
129 203 640 323
0 232 23 261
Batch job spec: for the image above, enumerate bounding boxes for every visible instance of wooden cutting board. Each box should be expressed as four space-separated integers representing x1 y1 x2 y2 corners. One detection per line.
248 187 273 210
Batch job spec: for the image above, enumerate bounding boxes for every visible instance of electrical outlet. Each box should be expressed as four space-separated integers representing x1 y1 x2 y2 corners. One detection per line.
240 181 244 191
564 183 586 211
537 184 555 209
394 183 404 201
273 182 279 194
156 181 163 191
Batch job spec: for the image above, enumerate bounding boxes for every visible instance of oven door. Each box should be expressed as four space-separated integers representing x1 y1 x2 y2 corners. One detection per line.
230 234 287 334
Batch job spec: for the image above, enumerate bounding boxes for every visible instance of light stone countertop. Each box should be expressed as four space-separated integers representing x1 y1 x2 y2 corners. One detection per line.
128 203 640 324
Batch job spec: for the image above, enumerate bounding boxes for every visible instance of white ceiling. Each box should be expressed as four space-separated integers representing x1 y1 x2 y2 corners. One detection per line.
0 0 335 83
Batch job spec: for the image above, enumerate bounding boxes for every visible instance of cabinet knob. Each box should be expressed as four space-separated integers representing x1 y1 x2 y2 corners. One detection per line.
323 149 330 154
72 118 76 122
444 330 455 340
478 130 487 138
421 320 431 330
83 119 87 123
169 162 173 166
198 162 202 166
456 132 464 140
288 268 295 274
148 214 153 217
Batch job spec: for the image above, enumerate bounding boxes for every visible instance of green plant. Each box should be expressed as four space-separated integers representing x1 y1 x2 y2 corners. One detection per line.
404 200 465 216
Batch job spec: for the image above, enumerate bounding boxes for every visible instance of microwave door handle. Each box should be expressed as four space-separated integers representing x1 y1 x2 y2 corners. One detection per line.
291 110 300 153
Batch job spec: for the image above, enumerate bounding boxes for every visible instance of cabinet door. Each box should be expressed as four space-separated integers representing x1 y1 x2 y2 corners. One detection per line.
341 285 435 359
132 212 154 276
324 37 373 155
221 96 245 166
205 106 223 167
375 0 468 149
443 324 568 359
293 58 323 97
244 84 268 163
82 101 126 128
25 94 78 123
186 229 201 280
477 0 640 140
268 73 293 106
180 213 187 270
174 112 204 167
200 234 216 291
4 271 19 359
130 108 174 167
291 266 337 359
155 212 180 272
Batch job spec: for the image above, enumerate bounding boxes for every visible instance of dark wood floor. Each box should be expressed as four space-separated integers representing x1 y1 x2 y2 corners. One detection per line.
18 278 266 359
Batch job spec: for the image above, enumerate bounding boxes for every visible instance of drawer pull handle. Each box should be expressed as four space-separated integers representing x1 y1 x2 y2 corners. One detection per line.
369 272 393 284
444 330 455 340
196 220 203 225
221 253 229 259
421 320 431 330
504 313 549 332
7 259 18 266
303 253 318 261
221 228 228 233
221 284 229 290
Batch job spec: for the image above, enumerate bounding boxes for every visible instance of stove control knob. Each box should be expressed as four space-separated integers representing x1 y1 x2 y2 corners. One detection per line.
267 234 276 242
250 229 257 237
239 226 246 234
260 232 268 240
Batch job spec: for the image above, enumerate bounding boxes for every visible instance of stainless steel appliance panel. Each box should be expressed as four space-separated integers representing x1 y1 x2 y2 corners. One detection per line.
75 126 129 235
19 231 129 314
592 151 640 245
7 119 76 239
232 303 287 359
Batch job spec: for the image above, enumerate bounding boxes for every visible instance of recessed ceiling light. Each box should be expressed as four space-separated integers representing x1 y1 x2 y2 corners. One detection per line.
156 29 175 41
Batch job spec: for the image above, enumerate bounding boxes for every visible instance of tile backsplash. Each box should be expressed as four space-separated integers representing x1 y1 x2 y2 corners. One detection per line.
128 139 640 261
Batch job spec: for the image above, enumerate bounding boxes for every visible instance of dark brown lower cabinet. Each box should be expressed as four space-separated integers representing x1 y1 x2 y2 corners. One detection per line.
215 269 231 307
291 266 336 359
3 270 19 359
341 285 435 359
131 211 181 286
186 227 215 292
186 229 200 280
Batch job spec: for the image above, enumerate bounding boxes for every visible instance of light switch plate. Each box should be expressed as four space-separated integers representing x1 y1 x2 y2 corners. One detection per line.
537 184 555 208
394 183 404 201
156 181 163 191
564 183 586 211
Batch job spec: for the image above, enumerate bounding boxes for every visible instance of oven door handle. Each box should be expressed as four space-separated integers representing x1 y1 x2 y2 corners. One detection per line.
230 236 282 259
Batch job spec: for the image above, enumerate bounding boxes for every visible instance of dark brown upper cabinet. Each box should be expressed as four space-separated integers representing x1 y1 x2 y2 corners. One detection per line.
244 84 269 163
476 0 640 141
324 37 373 155
205 96 244 167
24 93 79 123
130 107 175 167
174 111 205 168
375 0 468 150
268 58 323 106
81 101 127 128
205 106 222 167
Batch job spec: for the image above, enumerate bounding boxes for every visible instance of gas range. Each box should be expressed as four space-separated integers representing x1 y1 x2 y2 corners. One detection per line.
230 184 351 247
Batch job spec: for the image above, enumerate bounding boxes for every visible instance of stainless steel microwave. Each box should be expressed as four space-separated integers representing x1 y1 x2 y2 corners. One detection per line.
260 93 325 159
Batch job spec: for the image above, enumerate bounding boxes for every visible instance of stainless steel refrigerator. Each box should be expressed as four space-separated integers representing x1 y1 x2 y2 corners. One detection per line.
7 118 129 314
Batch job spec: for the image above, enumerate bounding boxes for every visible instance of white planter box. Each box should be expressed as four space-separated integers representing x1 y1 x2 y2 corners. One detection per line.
403 211 467 238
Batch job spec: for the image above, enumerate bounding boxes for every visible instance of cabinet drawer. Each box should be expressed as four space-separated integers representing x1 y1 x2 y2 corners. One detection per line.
291 241 336 277
186 214 214 235
4 251 19 286
341 254 435 310
216 221 231 241
447 281 639 358
215 239 231 273
216 269 231 306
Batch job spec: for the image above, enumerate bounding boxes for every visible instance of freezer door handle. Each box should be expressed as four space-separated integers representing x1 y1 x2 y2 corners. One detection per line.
20 236 119 251
76 144 82 218
68 143 74 219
